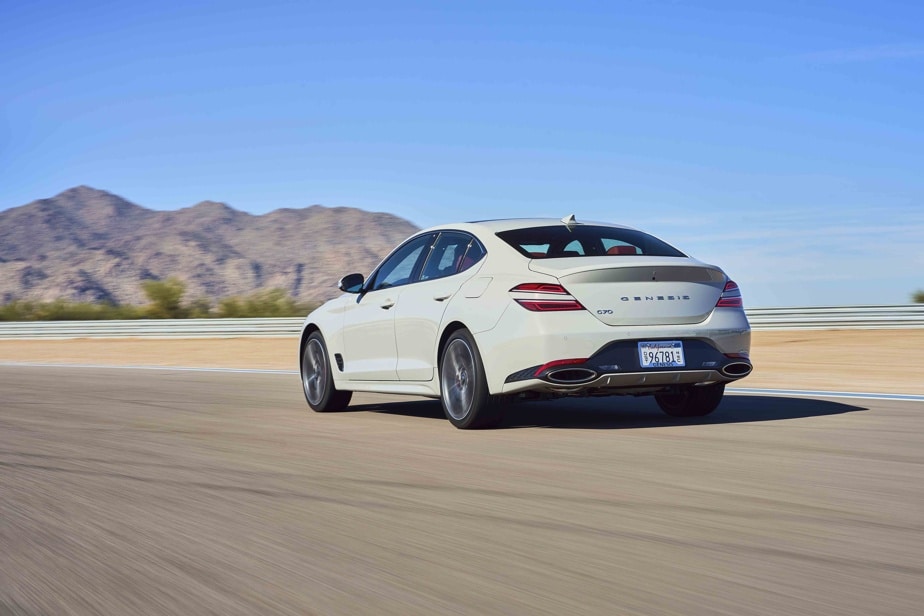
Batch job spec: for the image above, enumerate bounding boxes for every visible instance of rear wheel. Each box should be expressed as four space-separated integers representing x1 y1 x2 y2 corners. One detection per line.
301 331 352 412
439 330 503 429
655 383 725 417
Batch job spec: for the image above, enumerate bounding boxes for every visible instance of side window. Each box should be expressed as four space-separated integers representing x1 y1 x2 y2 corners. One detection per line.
420 233 474 281
370 234 433 291
521 243 549 257
459 238 486 272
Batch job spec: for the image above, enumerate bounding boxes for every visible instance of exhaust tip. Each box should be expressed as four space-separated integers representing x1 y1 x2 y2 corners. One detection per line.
546 368 598 384
721 362 752 377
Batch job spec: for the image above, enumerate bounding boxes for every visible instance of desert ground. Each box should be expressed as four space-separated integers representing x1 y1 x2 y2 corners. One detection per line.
0 329 920 394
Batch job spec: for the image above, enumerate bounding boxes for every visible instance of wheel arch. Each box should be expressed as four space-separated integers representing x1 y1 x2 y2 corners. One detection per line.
436 320 469 371
299 323 321 368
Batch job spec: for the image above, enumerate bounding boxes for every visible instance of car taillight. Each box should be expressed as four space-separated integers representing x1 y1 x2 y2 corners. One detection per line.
509 283 569 294
716 280 743 308
515 299 586 311
510 283 585 312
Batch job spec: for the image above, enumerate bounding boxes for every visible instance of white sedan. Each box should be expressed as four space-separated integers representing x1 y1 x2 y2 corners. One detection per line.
300 216 752 428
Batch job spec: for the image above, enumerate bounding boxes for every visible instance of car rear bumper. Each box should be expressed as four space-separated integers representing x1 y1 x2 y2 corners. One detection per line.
501 369 742 396
475 303 751 395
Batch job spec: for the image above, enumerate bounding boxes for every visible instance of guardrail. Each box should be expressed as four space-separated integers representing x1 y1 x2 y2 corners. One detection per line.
747 305 924 330
0 317 305 339
0 306 922 339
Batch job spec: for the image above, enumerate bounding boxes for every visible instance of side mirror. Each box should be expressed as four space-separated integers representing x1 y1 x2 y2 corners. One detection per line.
337 273 365 294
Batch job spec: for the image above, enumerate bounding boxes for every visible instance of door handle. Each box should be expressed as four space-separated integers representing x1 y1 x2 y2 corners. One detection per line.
433 293 452 302
380 299 395 309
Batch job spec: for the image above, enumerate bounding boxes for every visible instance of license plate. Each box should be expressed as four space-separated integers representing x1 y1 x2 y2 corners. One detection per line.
638 341 685 368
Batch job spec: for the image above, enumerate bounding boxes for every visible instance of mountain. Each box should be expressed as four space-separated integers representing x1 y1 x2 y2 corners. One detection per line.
0 186 420 305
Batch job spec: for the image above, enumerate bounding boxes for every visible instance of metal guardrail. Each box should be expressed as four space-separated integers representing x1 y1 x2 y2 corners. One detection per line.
0 306 922 339
747 305 924 330
0 317 306 339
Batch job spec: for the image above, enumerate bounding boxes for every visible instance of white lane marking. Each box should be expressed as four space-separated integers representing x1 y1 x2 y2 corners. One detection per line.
728 387 924 403
1 362 922 402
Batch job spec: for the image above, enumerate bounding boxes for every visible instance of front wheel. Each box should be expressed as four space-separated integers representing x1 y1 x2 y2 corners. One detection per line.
655 383 725 417
439 330 503 429
301 331 352 412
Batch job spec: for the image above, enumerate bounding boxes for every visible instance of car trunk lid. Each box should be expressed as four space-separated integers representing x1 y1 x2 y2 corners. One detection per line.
528 257 726 326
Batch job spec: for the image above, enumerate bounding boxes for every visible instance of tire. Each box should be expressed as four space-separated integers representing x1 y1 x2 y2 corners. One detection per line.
301 331 352 412
655 383 725 417
439 329 503 429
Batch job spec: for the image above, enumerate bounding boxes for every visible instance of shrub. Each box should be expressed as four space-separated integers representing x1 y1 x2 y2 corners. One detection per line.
0 284 316 321
0 300 141 321
187 298 213 318
217 288 310 318
142 277 188 319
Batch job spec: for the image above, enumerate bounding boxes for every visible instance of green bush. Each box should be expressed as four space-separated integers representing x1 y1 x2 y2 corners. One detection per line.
0 300 141 321
217 288 313 318
186 297 213 319
0 283 316 321
913 290 924 304
142 277 188 319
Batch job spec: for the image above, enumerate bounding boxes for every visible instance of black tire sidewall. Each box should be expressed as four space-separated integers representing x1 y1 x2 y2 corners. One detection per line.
440 330 499 429
302 331 348 412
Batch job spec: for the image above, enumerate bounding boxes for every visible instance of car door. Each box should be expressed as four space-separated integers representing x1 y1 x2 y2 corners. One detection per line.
394 232 486 381
341 233 434 381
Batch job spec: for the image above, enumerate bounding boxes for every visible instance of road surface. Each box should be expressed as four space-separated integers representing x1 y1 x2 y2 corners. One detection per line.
1 366 921 615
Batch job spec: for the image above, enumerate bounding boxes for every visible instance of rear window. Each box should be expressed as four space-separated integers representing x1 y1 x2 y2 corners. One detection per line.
496 225 686 258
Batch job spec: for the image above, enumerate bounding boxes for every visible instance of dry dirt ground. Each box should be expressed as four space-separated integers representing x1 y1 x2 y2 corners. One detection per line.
0 330 920 394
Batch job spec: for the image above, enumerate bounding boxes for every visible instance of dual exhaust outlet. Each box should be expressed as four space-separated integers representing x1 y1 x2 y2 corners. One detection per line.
544 360 753 384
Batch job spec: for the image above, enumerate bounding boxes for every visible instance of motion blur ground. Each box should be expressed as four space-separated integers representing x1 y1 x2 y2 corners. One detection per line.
1 365 922 615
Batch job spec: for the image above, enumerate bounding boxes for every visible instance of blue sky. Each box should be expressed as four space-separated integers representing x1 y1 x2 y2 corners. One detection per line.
2 0 922 306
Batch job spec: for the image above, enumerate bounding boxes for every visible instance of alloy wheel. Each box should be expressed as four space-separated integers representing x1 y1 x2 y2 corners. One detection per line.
303 338 327 406
441 338 476 421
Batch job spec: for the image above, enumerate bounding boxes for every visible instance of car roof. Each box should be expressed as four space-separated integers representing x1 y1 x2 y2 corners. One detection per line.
419 217 637 235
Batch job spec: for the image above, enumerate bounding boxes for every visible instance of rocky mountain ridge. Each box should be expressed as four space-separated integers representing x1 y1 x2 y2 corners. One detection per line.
0 186 420 305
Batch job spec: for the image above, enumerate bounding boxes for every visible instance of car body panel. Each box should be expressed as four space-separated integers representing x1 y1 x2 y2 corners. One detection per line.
394 275 459 381
559 264 726 326
340 288 401 380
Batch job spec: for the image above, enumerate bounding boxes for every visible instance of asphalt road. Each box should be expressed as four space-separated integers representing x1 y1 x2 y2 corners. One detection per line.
1 366 922 616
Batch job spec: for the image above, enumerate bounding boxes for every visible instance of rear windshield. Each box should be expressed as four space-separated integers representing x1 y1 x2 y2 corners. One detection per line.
496 225 686 259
